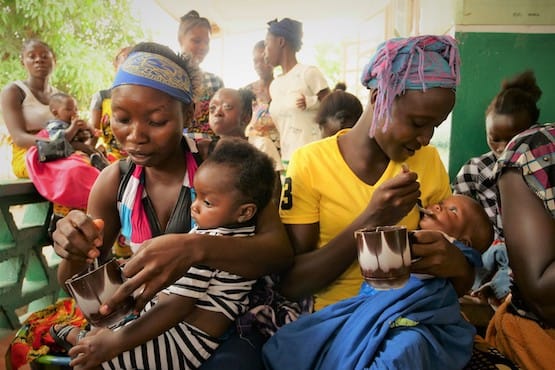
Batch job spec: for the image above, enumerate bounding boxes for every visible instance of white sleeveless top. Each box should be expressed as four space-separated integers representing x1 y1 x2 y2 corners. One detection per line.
13 80 58 132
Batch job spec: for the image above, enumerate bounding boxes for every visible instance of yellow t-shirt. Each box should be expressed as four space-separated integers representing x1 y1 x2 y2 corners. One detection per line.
280 131 451 310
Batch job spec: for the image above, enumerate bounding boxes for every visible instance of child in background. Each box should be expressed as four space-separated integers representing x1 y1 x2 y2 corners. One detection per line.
315 89 363 138
452 70 542 305
206 87 283 206
47 92 109 170
243 40 280 152
53 138 277 370
263 193 493 370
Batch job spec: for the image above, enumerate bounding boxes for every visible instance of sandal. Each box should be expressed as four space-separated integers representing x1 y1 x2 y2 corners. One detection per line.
49 324 87 351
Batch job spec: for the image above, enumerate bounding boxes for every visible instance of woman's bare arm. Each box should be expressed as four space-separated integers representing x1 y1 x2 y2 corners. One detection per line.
0 83 39 148
279 171 422 299
90 107 102 130
279 222 358 300
54 162 121 285
196 202 294 275
102 202 293 313
499 168 555 326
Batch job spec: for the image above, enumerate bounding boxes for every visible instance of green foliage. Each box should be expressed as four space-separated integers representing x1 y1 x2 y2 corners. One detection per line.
0 0 146 112
314 43 342 89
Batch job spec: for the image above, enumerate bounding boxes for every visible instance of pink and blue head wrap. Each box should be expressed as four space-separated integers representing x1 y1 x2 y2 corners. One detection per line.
113 51 194 104
361 35 460 135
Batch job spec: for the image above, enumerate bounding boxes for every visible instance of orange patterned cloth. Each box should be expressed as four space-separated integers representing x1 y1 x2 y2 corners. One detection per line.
486 295 555 370
8 298 88 369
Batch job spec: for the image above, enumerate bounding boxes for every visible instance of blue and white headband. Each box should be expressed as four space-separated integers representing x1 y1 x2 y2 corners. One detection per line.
113 51 193 104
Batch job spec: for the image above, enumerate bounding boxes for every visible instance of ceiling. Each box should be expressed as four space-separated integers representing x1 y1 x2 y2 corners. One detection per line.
155 0 388 36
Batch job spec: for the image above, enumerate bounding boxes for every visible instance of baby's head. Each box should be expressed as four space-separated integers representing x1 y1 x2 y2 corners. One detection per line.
419 194 493 253
49 92 78 123
208 88 254 137
315 90 363 137
191 138 276 229
485 70 541 157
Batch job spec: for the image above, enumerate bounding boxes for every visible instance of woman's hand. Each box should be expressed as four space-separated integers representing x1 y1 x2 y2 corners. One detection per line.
52 210 103 263
69 327 117 369
363 169 420 228
100 233 201 315
410 230 473 295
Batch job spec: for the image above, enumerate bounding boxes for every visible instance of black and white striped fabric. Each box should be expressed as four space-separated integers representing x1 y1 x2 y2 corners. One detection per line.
165 226 257 320
103 300 220 370
102 225 256 370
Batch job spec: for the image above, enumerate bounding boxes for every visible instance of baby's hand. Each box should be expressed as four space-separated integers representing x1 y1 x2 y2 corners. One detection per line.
72 118 89 130
68 327 116 369
295 94 307 110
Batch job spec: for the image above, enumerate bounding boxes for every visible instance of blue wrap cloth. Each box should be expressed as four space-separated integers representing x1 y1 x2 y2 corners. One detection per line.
262 277 475 370
472 242 511 300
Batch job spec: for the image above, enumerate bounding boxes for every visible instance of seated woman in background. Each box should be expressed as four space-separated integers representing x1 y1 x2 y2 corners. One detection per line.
1 39 60 178
452 70 542 307
2 39 100 232
205 87 283 205
486 123 555 369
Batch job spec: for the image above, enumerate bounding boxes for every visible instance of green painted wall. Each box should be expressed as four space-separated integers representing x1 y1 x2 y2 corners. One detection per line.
449 31 555 179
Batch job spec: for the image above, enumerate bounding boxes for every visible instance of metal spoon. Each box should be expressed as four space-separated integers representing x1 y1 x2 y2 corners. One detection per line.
416 199 433 215
402 164 433 216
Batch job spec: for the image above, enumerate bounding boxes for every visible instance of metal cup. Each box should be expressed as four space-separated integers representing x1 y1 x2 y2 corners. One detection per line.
355 226 411 290
65 258 134 327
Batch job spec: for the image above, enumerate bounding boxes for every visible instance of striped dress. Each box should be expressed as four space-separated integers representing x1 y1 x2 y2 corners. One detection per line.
103 225 256 370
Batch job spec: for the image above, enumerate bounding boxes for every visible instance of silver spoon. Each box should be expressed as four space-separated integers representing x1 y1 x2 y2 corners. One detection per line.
402 164 433 216
416 199 433 215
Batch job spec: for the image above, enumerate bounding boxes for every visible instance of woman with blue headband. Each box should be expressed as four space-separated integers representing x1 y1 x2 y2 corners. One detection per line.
262 35 482 369
51 42 292 370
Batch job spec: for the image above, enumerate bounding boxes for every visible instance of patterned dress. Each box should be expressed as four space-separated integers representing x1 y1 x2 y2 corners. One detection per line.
187 71 224 136
243 81 280 151
452 151 503 240
493 122 555 323
89 89 126 161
